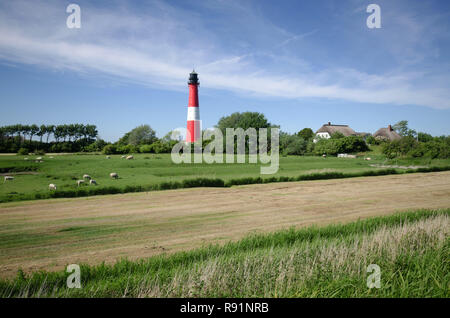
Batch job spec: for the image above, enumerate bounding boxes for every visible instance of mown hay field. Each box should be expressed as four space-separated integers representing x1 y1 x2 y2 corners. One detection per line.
0 171 449 278
1 209 449 297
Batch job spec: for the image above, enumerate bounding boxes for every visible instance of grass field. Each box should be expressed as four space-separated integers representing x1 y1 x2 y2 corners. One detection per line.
1 209 448 297
1 152 450 202
0 171 449 278
1 151 449 298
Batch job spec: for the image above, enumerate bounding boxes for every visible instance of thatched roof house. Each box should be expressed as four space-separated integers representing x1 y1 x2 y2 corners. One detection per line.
315 122 357 140
373 125 401 141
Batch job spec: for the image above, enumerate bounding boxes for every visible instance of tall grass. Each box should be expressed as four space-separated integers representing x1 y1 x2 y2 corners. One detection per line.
1 209 448 297
2 166 450 203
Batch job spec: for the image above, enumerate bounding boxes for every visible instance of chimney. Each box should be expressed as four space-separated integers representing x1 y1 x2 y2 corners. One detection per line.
328 122 331 126
388 124 392 131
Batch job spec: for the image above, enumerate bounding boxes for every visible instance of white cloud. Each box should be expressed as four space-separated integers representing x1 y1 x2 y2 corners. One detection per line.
0 0 449 109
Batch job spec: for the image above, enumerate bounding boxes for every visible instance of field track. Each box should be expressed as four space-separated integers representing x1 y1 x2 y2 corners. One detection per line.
1 171 449 278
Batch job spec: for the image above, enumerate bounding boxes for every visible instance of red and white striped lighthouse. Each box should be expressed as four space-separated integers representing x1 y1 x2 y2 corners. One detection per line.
186 70 201 143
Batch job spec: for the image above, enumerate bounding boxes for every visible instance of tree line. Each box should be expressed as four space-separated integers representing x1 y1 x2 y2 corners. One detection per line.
0 124 98 153
1 115 448 159
0 124 98 143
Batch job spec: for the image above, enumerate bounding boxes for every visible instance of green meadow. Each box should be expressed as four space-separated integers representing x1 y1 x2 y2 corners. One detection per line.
1 152 450 203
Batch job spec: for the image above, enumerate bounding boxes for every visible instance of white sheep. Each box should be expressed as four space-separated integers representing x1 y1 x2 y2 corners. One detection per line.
121 155 126 159
83 174 91 180
322 154 327 158
49 184 57 190
4 176 14 182
364 157 372 161
126 155 134 160
106 156 111 159
110 172 118 179
90 179 97 185
77 180 85 187
36 157 42 160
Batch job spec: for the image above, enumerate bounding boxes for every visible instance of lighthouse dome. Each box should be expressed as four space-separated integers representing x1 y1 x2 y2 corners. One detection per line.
188 70 199 85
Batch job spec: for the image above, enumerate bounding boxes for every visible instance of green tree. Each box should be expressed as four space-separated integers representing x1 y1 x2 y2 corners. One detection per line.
67 124 77 142
281 134 308 156
392 120 409 136
126 125 157 146
216 112 272 132
418 132 433 143
29 124 39 143
162 130 182 142
297 128 314 141
37 125 46 143
74 124 84 141
46 125 55 143
216 112 277 153
54 125 64 143
86 124 98 140
15 124 23 140
392 120 417 138
21 125 30 144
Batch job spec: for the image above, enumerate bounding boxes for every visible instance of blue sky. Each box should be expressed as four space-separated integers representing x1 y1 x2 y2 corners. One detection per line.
0 0 449 141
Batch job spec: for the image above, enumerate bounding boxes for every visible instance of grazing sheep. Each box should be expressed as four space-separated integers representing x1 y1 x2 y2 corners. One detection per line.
110 172 118 179
126 155 134 160
90 179 97 185
106 156 111 159
83 174 91 180
49 184 57 190
77 180 85 187
36 157 42 160
322 154 327 158
364 157 372 161
121 155 126 159
4 176 14 182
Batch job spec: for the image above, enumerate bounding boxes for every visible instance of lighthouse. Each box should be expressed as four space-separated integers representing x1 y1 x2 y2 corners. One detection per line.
186 70 200 143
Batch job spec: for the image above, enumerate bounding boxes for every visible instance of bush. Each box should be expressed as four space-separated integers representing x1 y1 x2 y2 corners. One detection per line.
313 136 369 156
102 144 137 154
182 178 225 188
139 144 153 153
330 132 345 139
365 135 380 145
336 136 369 153
34 150 46 155
416 140 450 159
151 141 173 154
313 139 339 156
280 135 308 156
117 144 137 154
17 148 29 155
382 137 418 159
102 144 118 155
83 139 107 152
